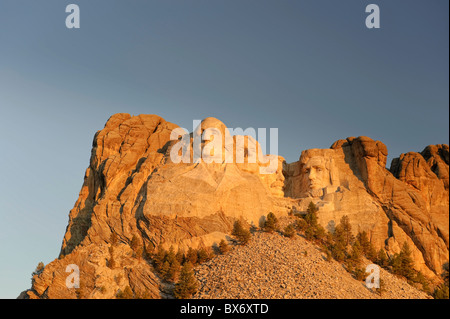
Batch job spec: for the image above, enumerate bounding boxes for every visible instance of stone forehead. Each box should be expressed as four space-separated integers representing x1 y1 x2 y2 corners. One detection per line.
304 156 327 167
299 149 336 165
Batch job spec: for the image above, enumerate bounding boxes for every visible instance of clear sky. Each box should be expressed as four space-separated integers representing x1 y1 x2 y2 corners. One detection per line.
0 0 448 298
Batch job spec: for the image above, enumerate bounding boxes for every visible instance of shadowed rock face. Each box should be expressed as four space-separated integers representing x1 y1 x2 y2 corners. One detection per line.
20 115 448 299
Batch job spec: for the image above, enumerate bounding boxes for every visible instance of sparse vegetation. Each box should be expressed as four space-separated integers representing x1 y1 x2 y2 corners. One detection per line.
116 285 133 299
263 212 279 233
218 239 231 254
433 262 449 299
283 224 296 238
232 220 251 245
390 242 415 281
173 262 199 299
32 262 45 277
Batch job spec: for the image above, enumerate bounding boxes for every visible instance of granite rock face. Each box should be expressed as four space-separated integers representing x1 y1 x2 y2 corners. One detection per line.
285 136 448 277
20 115 449 298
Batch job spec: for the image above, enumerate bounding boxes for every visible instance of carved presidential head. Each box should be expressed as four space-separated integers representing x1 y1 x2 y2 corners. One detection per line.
298 149 339 197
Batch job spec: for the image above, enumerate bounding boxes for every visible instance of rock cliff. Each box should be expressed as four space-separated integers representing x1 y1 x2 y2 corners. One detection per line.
20 114 448 298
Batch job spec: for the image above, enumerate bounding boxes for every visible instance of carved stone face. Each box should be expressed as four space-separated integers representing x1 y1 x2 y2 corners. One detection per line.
303 156 331 190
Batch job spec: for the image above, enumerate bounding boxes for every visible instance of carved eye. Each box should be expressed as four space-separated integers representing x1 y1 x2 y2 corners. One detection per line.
305 168 310 174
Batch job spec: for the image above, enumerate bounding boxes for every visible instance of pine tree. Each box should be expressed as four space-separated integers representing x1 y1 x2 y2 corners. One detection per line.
337 215 354 246
186 247 198 265
399 242 415 280
197 247 213 264
176 248 185 264
376 248 389 268
218 239 230 254
264 212 278 233
160 261 171 280
232 220 251 245
324 248 333 262
167 259 181 282
442 262 449 286
376 278 386 298
304 201 318 227
366 243 378 262
356 231 371 254
349 241 363 267
154 244 167 272
313 224 327 242
356 231 377 261
331 222 348 262
283 224 296 238
173 262 199 299
433 262 449 299
166 246 176 265
116 286 134 299
295 218 308 232
433 285 449 299
144 242 155 260
391 242 415 280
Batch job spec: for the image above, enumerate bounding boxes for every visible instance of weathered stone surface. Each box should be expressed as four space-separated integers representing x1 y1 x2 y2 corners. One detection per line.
19 115 448 298
331 137 448 277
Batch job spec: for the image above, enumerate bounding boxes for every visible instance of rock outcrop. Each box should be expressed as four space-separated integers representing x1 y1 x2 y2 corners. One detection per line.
20 114 449 299
284 137 448 278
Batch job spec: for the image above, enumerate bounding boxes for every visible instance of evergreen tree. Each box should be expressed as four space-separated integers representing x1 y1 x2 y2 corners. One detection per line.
166 246 177 265
264 212 279 233
160 261 171 280
349 241 363 267
173 262 199 299
366 243 378 262
197 247 213 264
413 271 431 294
331 222 348 262
176 248 185 264
144 242 155 260
433 285 449 299
116 286 134 299
283 224 296 238
356 231 377 262
376 248 389 268
376 278 386 298
352 266 366 281
154 244 167 272
167 259 181 282
232 220 251 245
433 262 449 299
186 247 198 265
391 242 415 280
218 239 230 254
356 231 371 254
295 218 308 232
313 224 327 242
442 262 449 286
324 248 333 262
304 201 318 227
337 215 354 246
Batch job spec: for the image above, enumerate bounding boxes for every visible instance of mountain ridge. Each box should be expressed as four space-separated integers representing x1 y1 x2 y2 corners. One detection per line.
19 113 448 299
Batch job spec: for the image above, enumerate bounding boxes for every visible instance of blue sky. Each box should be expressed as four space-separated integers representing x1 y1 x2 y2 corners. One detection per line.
0 0 448 298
